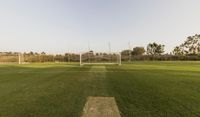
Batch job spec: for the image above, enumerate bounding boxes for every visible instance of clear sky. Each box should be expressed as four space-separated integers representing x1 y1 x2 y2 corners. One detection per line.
0 0 200 54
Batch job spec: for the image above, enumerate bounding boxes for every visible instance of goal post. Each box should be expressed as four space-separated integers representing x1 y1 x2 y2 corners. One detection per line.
0 53 24 64
80 52 121 66
18 53 24 64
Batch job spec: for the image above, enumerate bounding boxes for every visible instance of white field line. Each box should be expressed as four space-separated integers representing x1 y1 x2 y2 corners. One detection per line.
82 97 121 117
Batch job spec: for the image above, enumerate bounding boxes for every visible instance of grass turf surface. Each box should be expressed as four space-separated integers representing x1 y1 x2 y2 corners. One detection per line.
0 61 200 117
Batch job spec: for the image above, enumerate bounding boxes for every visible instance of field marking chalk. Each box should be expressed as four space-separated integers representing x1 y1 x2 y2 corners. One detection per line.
82 96 121 117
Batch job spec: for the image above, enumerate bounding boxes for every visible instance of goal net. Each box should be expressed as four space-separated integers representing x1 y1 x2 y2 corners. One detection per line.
80 51 121 66
0 53 24 64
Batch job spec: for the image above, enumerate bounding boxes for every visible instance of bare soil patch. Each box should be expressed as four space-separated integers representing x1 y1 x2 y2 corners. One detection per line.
82 96 121 117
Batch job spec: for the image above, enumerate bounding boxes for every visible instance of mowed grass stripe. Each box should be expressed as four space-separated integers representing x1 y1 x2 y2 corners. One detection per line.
0 64 111 117
82 65 110 97
105 63 200 117
0 62 200 117
0 64 91 117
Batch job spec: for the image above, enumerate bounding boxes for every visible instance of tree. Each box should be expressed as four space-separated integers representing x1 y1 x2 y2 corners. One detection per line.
173 34 200 55
121 50 132 56
172 46 184 55
147 42 165 55
41 52 46 55
132 47 145 55
29 51 34 55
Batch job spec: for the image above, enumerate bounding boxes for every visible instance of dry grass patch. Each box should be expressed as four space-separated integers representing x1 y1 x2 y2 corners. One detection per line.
82 96 121 117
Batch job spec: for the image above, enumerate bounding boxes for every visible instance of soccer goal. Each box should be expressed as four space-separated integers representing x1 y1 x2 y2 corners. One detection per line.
0 53 24 64
80 51 121 66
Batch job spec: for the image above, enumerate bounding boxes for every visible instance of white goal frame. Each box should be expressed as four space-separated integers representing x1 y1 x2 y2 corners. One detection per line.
80 52 121 66
0 53 23 64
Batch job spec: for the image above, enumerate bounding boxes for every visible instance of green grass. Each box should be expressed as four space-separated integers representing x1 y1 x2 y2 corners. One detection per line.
0 61 200 117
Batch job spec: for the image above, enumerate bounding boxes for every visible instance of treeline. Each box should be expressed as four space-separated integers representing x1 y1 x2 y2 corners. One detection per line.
121 34 200 61
121 55 200 61
22 52 79 62
0 52 80 62
0 34 200 62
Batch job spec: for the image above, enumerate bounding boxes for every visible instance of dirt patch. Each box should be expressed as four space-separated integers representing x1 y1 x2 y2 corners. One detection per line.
82 97 121 117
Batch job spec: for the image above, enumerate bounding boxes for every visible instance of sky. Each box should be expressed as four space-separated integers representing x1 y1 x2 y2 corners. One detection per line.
0 0 200 54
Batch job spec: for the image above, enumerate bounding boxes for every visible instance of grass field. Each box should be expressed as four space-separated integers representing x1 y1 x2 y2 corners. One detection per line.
0 61 200 117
